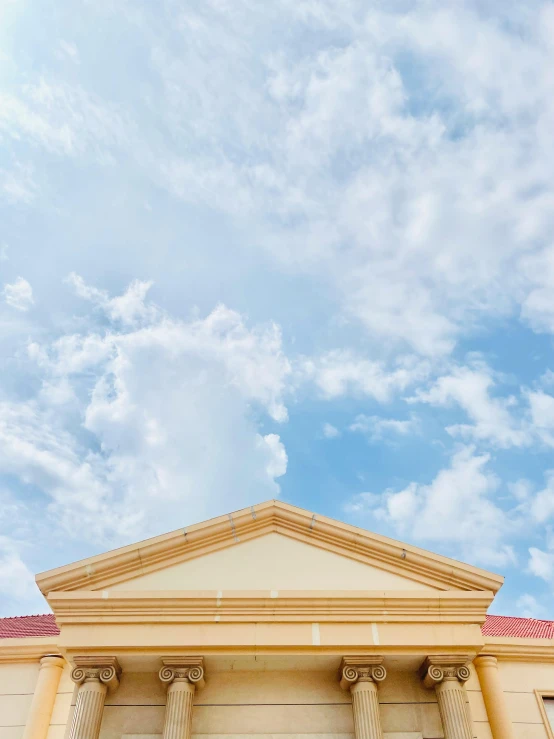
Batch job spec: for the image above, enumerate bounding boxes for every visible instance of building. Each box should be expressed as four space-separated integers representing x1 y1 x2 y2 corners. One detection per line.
1 499 554 739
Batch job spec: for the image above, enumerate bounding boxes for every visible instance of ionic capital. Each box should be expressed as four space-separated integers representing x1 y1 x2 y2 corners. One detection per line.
159 657 205 690
71 656 121 692
419 656 471 689
339 657 387 691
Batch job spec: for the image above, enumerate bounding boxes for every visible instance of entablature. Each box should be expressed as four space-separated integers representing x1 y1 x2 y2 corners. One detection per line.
48 588 494 625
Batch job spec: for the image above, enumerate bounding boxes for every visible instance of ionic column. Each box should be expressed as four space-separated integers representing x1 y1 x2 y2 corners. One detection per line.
474 655 515 739
23 655 65 739
69 657 121 739
159 657 206 739
339 657 387 739
420 657 473 739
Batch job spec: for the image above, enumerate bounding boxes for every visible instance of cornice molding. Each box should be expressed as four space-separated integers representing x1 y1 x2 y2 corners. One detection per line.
0 637 62 664
480 638 554 663
47 589 494 624
36 500 503 595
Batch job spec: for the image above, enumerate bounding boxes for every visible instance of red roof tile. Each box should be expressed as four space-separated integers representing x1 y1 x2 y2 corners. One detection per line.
1 612 553 640
482 614 554 639
0 614 59 639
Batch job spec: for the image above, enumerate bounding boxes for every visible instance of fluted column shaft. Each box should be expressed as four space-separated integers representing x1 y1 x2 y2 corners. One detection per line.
340 658 387 739
69 657 121 739
351 680 383 739
23 655 65 739
159 657 206 739
435 676 473 739
163 679 195 739
420 657 472 739
474 655 515 739
69 680 107 739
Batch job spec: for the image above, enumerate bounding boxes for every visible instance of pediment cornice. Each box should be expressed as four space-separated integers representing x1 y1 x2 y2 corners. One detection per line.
36 500 503 595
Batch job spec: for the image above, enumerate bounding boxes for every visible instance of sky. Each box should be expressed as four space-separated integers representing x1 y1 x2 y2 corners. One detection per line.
1 0 554 618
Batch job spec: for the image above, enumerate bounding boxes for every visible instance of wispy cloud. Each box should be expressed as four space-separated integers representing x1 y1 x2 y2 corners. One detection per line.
349 414 419 443
3 277 34 311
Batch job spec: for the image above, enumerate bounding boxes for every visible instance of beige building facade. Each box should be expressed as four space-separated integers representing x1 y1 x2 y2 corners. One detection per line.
2 500 554 739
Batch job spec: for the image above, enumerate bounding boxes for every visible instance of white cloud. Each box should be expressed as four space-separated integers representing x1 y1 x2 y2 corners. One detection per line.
66 272 156 326
322 422 339 438
3 277 34 311
259 433 288 478
0 536 37 609
509 478 534 502
0 163 37 204
347 446 514 567
57 40 79 63
349 414 418 442
302 351 429 402
527 390 554 446
136 2 554 356
409 363 529 448
516 593 545 619
528 547 554 583
0 80 133 161
529 471 554 524
5 3 554 356
2 276 291 543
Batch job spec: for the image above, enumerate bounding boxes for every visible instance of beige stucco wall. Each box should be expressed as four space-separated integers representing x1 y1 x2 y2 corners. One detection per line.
0 662 39 739
108 534 433 592
495 660 554 739
0 659 73 739
0 660 73 739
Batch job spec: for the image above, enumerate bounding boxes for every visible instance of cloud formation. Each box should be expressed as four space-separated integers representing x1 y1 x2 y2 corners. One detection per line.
2 278 290 550
2 0 554 618
347 446 516 567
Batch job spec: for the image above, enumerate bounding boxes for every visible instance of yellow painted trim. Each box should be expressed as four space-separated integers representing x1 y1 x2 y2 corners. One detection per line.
0 637 62 664
47 589 494 624
36 500 504 594
535 690 554 739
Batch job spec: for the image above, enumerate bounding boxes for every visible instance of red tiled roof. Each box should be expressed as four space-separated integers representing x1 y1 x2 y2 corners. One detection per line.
482 614 554 639
1 612 553 640
0 614 60 639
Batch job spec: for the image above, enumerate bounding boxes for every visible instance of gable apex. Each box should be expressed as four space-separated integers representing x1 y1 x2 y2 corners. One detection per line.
36 499 504 595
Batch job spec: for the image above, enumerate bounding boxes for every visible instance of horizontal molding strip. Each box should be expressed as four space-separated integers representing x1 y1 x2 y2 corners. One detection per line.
48 589 493 625
481 639 554 662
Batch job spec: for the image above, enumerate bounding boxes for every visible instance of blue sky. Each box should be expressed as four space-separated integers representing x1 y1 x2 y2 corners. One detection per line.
1 0 554 618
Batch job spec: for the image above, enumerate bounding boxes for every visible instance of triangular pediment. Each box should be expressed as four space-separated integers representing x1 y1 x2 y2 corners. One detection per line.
107 533 433 592
36 500 503 595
